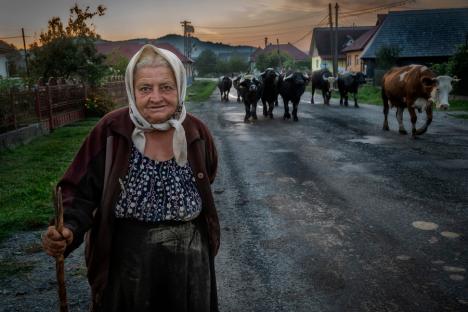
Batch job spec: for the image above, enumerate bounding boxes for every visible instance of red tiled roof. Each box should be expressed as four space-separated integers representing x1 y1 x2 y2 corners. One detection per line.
342 15 387 53
252 43 308 61
95 40 193 63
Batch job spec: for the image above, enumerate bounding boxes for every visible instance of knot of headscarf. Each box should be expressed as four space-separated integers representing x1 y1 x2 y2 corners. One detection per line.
125 44 188 166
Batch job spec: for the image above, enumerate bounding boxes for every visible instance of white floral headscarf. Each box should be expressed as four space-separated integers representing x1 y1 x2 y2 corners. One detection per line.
125 44 188 166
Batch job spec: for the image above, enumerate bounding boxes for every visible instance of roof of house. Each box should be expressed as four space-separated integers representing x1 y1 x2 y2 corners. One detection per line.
95 40 193 63
309 26 373 59
0 40 15 54
361 8 468 59
342 15 387 53
251 43 309 61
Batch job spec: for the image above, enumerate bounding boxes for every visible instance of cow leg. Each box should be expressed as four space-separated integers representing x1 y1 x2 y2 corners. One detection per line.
382 88 390 131
323 90 329 105
275 98 278 107
408 107 418 136
396 106 407 135
283 99 291 119
344 92 349 107
311 87 315 104
251 103 258 120
414 104 433 135
262 99 268 116
354 92 359 108
292 101 299 121
339 91 343 106
244 103 250 122
268 101 274 119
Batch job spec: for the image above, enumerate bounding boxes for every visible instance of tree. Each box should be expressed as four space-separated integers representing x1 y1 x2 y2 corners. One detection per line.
227 54 249 74
29 4 107 86
375 45 401 69
255 51 293 72
194 50 218 77
449 44 468 95
104 49 129 75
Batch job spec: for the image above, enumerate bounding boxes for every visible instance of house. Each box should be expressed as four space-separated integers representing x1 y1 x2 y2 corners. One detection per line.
361 8 468 79
341 15 387 73
250 42 309 72
309 26 373 74
95 40 195 83
0 41 16 78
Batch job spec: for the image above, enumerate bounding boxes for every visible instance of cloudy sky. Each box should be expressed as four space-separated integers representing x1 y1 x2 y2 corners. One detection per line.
1 0 467 52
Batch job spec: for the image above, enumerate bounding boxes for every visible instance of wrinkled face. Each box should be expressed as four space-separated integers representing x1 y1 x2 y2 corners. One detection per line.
134 66 178 123
432 76 454 110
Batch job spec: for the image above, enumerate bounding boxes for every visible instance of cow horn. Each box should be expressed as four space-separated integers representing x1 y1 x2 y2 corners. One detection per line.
452 75 461 82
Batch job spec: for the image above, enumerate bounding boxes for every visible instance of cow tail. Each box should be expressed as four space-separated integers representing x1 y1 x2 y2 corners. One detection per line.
381 84 389 112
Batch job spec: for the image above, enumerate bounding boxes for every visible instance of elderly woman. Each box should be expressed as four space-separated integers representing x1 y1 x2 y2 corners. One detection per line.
42 44 220 312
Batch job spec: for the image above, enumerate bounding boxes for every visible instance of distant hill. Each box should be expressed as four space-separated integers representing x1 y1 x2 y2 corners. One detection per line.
97 34 256 61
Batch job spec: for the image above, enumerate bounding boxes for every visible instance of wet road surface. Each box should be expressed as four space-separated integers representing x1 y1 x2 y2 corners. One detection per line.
188 88 468 312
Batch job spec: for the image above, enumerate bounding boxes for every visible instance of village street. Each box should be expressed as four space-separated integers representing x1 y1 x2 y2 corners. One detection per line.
1 89 468 311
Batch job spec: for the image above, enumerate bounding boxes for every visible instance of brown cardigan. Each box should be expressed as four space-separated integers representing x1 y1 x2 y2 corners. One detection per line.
58 107 220 310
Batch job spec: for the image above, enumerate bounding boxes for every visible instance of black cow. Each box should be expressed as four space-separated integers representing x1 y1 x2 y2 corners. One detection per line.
232 75 243 102
278 72 309 121
259 68 280 118
337 72 366 107
218 76 232 102
239 76 263 122
311 68 336 105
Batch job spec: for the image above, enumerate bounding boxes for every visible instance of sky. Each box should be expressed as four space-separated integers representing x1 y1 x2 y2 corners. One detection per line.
1 0 468 53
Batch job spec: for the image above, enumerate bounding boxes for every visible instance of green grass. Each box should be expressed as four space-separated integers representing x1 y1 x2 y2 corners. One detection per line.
0 118 99 242
186 80 217 102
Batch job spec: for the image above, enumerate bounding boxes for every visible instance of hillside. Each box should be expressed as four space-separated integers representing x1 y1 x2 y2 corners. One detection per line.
98 34 256 61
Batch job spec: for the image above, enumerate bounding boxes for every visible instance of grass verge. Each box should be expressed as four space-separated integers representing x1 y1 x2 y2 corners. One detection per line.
186 80 217 102
0 118 99 242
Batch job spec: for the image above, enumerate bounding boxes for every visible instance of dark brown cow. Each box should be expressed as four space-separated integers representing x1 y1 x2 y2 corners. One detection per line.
382 64 460 136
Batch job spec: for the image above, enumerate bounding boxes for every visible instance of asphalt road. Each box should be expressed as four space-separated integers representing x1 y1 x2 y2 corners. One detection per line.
189 88 468 312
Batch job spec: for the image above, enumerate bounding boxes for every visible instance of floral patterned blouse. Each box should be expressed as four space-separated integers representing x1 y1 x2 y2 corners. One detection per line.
115 146 202 222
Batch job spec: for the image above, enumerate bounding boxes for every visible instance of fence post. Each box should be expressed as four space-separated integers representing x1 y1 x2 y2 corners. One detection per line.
47 83 53 130
10 88 17 129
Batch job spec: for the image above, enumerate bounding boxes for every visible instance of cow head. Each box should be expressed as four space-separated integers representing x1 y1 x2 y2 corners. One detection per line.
260 68 279 84
425 76 461 110
353 72 367 85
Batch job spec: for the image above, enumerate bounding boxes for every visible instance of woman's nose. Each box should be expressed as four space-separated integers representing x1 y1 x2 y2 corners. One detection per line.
149 88 163 102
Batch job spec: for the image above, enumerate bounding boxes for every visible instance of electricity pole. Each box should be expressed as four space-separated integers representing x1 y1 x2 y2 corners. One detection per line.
329 3 334 74
180 20 194 59
277 38 282 71
334 2 339 75
21 28 30 81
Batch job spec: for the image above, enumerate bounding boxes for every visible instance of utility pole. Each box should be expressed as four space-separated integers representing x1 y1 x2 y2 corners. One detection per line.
264 37 268 48
277 38 282 71
21 28 30 82
334 2 339 75
180 20 194 59
329 3 334 74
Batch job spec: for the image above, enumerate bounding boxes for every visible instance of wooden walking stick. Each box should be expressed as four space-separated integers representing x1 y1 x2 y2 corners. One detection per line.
54 187 68 312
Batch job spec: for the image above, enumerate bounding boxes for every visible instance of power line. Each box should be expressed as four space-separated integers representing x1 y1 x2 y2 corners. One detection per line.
195 9 326 30
0 35 31 40
339 0 415 17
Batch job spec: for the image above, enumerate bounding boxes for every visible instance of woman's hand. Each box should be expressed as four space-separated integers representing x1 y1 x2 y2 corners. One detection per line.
42 226 74 257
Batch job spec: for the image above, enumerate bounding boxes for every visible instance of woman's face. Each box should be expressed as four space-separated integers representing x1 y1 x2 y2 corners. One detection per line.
134 66 178 124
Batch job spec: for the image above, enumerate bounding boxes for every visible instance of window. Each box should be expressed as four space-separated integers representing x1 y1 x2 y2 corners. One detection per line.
355 55 359 66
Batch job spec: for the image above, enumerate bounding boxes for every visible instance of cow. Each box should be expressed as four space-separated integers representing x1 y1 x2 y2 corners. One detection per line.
232 75 243 102
311 68 336 105
278 72 310 121
218 76 232 102
337 71 367 107
239 76 263 122
382 64 460 136
259 68 280 118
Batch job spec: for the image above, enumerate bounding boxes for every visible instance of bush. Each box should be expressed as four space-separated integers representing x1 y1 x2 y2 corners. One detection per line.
85 92 116 117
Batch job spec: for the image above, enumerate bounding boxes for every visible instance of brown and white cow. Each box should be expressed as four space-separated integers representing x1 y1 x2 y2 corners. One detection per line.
382 64 460 136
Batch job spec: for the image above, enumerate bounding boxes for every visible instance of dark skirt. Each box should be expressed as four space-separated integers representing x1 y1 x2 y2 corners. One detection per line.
101 217 212 312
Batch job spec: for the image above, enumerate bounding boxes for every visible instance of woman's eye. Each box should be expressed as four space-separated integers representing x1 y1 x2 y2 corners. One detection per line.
140 86 151 93
161 85 175 92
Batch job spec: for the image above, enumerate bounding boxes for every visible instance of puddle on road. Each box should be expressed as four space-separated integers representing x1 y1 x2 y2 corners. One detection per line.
412 221 439 231
348 135 390 144
441 231 461 239
449 274 465 281
269 149 293 153
443 266 466 273
396 255 412 261
277 176 297 183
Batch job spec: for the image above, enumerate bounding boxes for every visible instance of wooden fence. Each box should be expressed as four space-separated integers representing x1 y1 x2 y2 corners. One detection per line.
0 77 126 134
